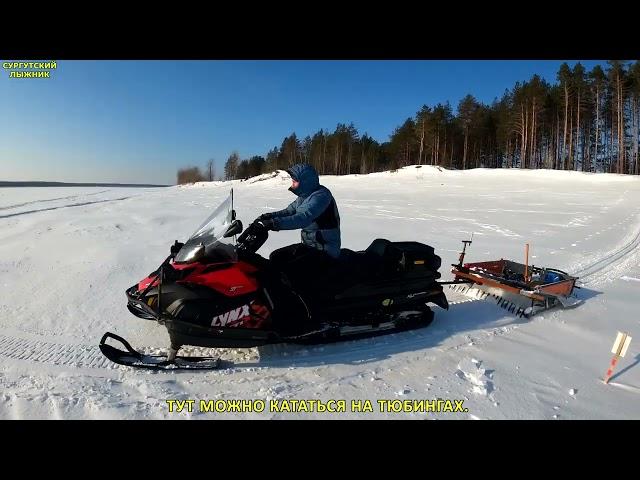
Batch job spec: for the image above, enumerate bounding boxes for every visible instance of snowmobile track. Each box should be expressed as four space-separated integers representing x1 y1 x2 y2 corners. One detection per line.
0 190 110 211
0 197 132 220
0 334 114 369
573 223 640 282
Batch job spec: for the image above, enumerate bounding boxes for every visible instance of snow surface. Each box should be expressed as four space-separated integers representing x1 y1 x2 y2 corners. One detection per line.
1 166 639 419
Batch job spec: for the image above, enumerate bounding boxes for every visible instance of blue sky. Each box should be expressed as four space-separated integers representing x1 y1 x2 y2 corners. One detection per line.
0 60 606 184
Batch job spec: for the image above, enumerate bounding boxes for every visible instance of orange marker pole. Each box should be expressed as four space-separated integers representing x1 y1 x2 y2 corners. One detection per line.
604 355 619 384
605 332 632 384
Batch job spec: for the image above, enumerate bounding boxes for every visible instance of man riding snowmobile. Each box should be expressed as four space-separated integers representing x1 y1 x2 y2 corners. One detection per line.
249 163 341 296
101 185 448 370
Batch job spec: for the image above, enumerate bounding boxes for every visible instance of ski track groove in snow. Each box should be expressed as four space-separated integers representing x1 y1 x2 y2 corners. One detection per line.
573 220 640 282
0 190 111 211
0 196 133 219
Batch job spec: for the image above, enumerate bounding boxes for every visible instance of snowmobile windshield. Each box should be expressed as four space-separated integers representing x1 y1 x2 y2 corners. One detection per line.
174 190 238 263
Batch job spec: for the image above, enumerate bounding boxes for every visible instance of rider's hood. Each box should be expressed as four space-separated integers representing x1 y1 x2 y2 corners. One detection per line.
287 163 319 198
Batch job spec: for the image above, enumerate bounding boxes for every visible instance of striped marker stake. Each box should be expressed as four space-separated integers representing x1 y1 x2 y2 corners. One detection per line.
604 331 632 384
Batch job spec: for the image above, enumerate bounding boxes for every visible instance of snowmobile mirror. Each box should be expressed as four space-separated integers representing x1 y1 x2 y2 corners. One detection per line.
223 219 243 238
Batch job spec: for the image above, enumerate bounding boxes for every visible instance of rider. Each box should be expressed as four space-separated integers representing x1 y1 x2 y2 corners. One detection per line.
251 163 341 289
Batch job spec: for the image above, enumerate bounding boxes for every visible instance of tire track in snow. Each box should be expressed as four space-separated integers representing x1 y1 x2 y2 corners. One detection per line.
0 190 111 211
0 334 114 369
0 197 132 219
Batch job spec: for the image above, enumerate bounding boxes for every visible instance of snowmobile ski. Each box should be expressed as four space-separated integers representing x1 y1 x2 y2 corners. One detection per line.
99 332 220 370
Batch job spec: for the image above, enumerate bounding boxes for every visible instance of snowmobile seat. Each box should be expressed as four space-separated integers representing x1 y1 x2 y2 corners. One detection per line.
332 248 380 284
366 238 395 258
365 238 443 277
329 239 441 289
365 239 403 271
364 238 412 276
391 241 441 271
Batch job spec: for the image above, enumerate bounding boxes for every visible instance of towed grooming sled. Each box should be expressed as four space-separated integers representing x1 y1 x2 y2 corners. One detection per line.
449 238 580 318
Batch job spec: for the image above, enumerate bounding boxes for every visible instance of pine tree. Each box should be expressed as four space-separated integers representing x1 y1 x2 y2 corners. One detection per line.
224 151 240 180
457 94 480 170
589 65 606 172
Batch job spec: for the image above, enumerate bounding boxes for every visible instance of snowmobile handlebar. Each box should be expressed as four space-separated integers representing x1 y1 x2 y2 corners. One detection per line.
236 220 269 254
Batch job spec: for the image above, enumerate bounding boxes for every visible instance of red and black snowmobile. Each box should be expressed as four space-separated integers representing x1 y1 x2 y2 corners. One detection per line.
100 190 449 370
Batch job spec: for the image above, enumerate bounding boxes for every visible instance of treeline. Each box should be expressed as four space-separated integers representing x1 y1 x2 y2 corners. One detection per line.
178 60 640 184
177 159 217 184
176 154 267 184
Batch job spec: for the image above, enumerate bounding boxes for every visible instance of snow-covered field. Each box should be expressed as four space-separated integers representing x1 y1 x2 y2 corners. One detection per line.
1 166 639 419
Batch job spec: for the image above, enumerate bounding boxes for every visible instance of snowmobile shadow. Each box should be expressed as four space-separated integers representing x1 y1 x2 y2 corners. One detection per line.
245 300 526 369
609 354 640 383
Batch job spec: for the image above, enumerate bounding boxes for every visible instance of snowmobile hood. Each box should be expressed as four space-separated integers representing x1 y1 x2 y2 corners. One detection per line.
287 163 319 197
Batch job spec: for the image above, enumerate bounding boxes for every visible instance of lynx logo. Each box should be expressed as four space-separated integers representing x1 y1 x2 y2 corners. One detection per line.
211 304 251 327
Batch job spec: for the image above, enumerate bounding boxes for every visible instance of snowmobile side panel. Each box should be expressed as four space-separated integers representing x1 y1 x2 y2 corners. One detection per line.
179 260 259 297
167 321 279 348
334 274 441 300
288 307 435 345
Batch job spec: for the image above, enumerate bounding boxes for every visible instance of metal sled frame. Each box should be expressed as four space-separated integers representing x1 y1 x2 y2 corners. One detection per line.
451 258 578 317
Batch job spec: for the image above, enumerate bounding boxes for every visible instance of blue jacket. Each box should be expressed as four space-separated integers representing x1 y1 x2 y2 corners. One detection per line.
265 164 341 258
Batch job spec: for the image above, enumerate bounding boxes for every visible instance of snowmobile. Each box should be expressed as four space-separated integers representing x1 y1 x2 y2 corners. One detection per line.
449 237 580 318
100 190 449 370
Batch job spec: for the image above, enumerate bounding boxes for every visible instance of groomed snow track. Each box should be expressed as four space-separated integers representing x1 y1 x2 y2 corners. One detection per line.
574 224 640 282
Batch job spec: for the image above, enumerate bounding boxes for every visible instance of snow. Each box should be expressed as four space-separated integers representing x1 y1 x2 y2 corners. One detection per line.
620 276 640 283
1 165 640 419
457 358 493 397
